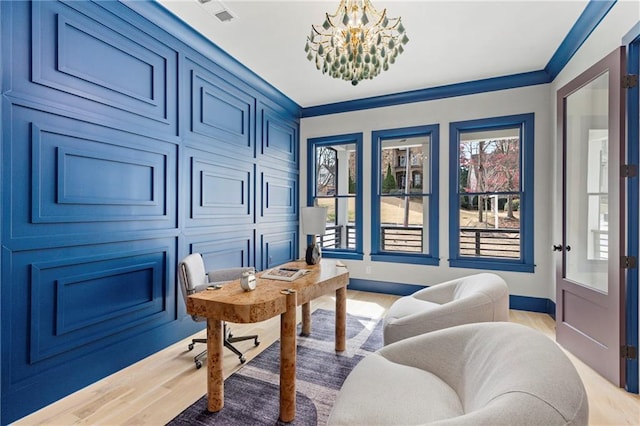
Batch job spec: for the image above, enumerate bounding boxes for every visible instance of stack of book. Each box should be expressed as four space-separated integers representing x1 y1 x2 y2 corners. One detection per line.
261 267 308 281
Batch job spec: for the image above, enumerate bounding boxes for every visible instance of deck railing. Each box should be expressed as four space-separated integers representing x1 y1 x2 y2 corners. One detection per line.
381 226 423 252
319 225 522 259
459 228 520 258
320 225 356 249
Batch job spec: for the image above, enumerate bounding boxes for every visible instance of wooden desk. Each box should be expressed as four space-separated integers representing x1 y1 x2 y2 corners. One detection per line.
186 258 349 422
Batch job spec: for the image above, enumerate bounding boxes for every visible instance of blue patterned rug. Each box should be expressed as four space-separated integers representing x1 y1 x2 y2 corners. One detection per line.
167 309 383 425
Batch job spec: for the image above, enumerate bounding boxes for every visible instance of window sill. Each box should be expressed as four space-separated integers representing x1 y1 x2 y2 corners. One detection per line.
449 258 535 273
371 253 439 266
322 251 364 261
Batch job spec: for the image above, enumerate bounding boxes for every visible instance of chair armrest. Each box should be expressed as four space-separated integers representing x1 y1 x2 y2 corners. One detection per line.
412 279 459 304
384 294 497 342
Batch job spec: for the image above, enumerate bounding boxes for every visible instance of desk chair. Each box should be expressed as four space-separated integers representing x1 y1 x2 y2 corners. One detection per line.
178 253 259 369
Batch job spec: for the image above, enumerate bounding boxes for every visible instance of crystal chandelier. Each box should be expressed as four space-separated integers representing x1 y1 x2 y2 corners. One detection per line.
305 0 409 86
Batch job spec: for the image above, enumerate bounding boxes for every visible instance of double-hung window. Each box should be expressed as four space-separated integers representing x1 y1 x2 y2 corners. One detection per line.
449 113 534 272
371 125 440 265
307 133 363 260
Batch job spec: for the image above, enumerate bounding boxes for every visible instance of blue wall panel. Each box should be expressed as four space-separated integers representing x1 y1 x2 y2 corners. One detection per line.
258 100 298 166
184 146 255 228
6 0 179 139
259 227 299 270
187 58 255 156
1 1 300 423
188 230 255 271
1 238 178 422
4 105 177 248
258 165 298 223
29 251 165 364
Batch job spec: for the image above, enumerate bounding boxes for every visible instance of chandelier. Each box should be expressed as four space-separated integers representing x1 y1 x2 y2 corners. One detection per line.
305 0 408 86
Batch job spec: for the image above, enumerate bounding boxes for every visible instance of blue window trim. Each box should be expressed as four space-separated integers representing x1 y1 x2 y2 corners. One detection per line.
306 133 364 260
448 113 535 273
371 125 440 265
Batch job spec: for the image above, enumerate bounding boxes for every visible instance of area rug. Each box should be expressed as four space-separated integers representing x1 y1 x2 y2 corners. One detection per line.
167 309 383 426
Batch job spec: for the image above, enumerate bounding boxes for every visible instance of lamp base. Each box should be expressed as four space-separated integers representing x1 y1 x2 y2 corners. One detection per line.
305 243 322 265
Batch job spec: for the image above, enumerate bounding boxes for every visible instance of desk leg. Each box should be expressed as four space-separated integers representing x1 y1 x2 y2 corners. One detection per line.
301 302 311 336
335 286 347 352
207 319 224 412
280 291 297 422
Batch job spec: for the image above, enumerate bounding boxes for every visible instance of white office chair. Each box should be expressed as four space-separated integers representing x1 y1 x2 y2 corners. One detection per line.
178 253 259 368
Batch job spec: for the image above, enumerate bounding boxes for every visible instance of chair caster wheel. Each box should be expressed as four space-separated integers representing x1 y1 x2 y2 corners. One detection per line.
195 360 202 369
254 338 260 346
239 356 246 364
188 343 194 351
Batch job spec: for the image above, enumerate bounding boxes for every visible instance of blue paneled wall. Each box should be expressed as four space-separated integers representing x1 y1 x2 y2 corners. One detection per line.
0 1 300 423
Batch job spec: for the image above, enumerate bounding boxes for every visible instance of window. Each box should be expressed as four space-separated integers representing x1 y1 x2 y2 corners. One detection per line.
371 125 439 265
307 133 363 260
449 113 534 272
585 130 608 260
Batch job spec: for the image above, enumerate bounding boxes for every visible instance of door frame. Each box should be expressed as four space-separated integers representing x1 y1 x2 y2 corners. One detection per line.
623 23 640 394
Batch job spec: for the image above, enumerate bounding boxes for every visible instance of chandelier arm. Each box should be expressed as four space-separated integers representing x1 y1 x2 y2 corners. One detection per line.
329 0 348 18
369 8 387 27
363 0 381 16
386 18 403 30
325 13 337 29
311 27 341 38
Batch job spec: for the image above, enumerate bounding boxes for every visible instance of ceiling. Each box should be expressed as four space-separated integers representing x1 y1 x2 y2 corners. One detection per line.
157 0 589 108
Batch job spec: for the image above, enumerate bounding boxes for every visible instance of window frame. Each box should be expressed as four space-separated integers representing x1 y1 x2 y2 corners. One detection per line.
307 133 364 260
371 124 440 265
449 113 535 272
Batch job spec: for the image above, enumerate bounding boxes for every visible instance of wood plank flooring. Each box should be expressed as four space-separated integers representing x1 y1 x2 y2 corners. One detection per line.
14 290 639 425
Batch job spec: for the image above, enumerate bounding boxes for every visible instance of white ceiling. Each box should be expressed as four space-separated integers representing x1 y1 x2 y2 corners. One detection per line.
157 0 588 108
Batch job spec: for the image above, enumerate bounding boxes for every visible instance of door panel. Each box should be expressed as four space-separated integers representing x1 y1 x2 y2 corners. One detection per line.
556 47 625 387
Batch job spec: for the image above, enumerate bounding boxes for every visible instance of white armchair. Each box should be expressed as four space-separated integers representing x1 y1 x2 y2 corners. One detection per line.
329 322 588 425
383 272 509 345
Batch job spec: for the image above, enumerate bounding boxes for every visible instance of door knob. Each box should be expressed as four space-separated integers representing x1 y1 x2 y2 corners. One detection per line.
553 244 563 251
565 245 571 252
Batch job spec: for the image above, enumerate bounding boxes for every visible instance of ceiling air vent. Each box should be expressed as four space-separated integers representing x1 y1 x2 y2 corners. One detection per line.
214 9 234 22
196 0 236 23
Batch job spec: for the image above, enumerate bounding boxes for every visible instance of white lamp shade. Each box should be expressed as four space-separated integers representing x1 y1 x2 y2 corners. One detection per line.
301 206 328 236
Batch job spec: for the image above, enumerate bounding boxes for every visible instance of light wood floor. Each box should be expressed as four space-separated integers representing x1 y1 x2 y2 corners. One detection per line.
15 290 640 425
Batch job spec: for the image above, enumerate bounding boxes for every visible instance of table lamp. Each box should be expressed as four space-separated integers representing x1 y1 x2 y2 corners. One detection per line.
301 206 328 265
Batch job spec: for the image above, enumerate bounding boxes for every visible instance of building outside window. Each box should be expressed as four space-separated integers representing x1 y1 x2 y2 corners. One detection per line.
307 133 363 260
449 113 535 272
